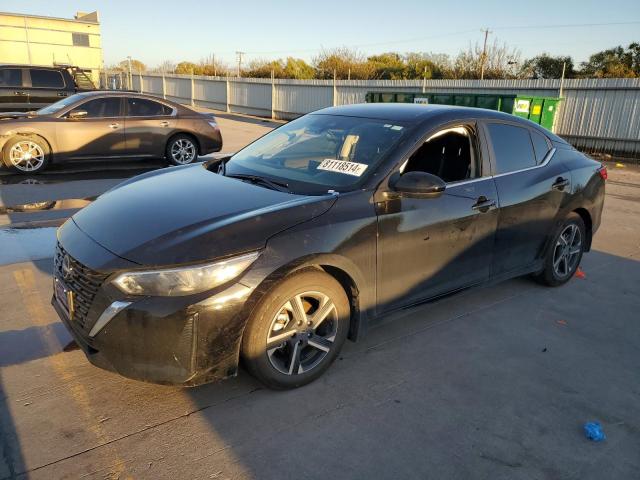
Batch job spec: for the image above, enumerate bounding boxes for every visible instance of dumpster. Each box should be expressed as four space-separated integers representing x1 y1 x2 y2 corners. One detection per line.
365 91 561 131
512 97 561 131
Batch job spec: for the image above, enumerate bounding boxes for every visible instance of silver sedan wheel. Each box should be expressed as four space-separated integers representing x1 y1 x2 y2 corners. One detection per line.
552 223 582 278
266 291 338 376
170 138 196 164
9 141 45 172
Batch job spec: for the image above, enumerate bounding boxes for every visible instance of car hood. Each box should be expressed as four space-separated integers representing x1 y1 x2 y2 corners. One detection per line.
72 164 336 266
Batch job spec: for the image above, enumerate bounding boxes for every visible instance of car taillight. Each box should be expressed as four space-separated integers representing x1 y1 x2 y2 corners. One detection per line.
598 165 608 180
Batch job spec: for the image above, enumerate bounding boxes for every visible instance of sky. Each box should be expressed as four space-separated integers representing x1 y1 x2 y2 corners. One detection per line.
3 0 640 68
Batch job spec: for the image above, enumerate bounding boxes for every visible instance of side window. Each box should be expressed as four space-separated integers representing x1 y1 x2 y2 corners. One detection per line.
72 33 90 47
30 69 65 88
530 130 551 164
127 98 172 117
71 98 121 118
402 126 478 183
0 69 22 87
487 123 536 174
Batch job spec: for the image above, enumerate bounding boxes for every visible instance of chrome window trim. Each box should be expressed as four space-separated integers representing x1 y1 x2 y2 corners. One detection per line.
491 147 556 179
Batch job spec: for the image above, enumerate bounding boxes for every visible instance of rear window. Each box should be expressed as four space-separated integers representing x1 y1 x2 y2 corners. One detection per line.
487 123 536 174
30 69 65 88
126 98 172 116
530 130 551 164
0 68 22 87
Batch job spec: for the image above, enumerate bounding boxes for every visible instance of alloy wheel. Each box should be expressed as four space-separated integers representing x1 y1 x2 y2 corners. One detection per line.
552 223 582 278
170 139 196 164
266 291 338 376
9 141 45 172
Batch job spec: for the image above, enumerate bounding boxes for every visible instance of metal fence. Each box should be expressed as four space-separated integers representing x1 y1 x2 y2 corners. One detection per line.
103 71 640 157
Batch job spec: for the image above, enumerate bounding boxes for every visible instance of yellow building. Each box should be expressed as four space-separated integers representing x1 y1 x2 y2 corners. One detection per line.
0 10 103 82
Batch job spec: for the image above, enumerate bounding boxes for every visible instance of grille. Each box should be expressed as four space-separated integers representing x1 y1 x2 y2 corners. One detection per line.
54 242 108 331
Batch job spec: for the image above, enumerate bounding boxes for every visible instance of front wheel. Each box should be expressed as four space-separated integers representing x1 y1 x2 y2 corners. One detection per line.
534 212 585 287
241 269 350 389
166 134 198 166
2 136 50 174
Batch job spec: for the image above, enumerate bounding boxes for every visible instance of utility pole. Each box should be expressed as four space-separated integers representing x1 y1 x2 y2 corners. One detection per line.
559 61 566 98
235 51 245 78
127 56 133 89
479 28 492 80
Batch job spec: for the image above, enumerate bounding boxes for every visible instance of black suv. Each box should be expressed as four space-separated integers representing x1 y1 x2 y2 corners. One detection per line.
0 65 96 112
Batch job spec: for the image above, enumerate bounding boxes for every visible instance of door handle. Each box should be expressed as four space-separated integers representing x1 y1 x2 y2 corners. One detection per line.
159 121 170 127
14 91 28 96
109 123 120 129
57 92 68 97
472 196 496 213
552 177 570 191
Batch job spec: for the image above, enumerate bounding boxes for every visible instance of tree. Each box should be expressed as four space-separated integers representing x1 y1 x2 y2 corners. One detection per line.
313 47 375 79
174 61 199 75
452 40 520 79
367 53 406 79
282 57 315 79
521 54 574 79
580 43 640 78
117 58 146 73
404 53 449 79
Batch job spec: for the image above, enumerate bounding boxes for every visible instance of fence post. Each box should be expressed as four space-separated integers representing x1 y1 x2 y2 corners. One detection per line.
139 71 143 93
162 71 166 99
422 66 427 94
225 76 230 113
190 69 195 107
333 69 337 107
271 70 275 120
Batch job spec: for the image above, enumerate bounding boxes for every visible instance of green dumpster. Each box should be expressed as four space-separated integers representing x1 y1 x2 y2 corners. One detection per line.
365 91 561 131
513 97 561 131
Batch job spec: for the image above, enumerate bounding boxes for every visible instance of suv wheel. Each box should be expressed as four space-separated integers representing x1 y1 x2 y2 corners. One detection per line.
241 269 350 389
166 135 198 165
2 136 50 174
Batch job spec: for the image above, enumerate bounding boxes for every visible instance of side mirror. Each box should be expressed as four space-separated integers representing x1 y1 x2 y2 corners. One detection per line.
68 110 88 119
388 171 446 198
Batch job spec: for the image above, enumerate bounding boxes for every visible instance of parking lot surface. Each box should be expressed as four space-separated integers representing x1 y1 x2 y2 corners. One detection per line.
1 111 639 479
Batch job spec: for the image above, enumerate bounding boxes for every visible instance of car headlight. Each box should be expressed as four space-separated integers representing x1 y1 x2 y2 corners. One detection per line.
112 251 259 296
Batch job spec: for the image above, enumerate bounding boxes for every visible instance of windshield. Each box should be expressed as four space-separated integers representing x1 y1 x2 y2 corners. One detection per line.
36 94 85 115
225 114 409 194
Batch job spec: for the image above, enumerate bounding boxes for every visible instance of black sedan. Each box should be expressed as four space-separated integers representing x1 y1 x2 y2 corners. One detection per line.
52 104 605 389
0 91 222 173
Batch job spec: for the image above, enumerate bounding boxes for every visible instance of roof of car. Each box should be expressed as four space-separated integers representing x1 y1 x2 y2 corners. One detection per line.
313 103 519 123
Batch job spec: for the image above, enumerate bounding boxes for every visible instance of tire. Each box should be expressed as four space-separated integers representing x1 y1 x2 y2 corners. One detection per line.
241 269 350 389
2 135 50 174
534 212 585 287
166 134 198 166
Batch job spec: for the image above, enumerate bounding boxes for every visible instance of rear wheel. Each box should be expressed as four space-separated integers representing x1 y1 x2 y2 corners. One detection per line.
2 136 50 174
534 212 585 287
241 269 350 389
166 134 198 166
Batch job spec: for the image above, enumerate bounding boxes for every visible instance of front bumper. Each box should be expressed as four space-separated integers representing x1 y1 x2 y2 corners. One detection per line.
53 281 253 386
52 221 253 386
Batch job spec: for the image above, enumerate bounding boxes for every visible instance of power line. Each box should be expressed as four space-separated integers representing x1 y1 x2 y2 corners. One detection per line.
228 20 640 56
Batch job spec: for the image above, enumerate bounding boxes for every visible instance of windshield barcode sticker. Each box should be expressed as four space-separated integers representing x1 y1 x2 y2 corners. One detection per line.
318 159 368 177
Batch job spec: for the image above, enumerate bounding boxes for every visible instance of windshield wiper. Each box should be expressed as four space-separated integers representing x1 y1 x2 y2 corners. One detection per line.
226 173 290 193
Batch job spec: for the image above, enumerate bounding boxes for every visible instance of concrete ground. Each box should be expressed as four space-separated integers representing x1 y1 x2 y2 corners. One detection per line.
0 111 639 479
